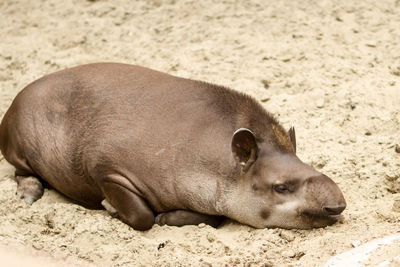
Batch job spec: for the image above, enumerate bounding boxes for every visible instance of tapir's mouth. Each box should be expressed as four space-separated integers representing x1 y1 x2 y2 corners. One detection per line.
300 210 343 227
327 214 342 220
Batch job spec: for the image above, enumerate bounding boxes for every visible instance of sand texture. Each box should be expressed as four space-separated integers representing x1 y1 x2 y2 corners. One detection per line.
0 0 399 266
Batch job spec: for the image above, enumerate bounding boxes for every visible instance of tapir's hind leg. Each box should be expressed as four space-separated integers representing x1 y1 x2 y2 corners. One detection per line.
155 210 224 228
1 116 44 204
101 180 155 231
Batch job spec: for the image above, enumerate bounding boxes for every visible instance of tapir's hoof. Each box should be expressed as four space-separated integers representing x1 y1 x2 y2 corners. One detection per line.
15 176 44 204
154 213 166 225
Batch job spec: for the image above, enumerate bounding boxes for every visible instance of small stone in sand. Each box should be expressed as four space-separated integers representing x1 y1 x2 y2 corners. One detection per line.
316 98 324 108
393 198 400 212
282 249 296 258
32 243 43 250
351 240 361 247
261 80 270 89
280 231 295 242
261 96 270 102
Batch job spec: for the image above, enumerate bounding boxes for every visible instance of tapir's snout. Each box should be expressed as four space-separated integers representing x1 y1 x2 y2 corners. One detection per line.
300 174 346 227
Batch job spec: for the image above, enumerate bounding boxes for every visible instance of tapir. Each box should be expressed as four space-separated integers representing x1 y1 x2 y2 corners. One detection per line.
0 63 346 230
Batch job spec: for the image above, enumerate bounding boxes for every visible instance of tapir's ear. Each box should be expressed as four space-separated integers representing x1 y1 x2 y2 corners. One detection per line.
231 128 258 172
288 124 296 153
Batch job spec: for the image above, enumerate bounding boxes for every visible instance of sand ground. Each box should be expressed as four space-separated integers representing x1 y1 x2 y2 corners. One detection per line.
0 0 399 266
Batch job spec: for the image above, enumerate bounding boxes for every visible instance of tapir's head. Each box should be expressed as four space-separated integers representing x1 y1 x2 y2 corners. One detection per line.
227 127 346 229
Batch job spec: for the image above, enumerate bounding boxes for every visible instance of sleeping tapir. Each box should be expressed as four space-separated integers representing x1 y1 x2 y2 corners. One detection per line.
0 63 346 230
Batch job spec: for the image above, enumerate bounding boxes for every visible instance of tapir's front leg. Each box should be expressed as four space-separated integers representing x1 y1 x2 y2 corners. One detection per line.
100 177 155 231
155 210 223 228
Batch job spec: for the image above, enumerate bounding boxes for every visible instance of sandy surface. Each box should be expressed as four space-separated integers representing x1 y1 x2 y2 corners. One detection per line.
0 0 399 266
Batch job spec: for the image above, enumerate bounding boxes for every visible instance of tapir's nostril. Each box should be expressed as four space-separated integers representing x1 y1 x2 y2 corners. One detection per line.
323 204 346 215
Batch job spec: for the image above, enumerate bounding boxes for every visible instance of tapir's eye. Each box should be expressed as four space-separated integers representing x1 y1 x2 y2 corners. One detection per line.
273 184 290 194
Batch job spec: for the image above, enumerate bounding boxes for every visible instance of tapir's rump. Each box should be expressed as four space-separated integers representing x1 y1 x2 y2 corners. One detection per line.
0 63 346 230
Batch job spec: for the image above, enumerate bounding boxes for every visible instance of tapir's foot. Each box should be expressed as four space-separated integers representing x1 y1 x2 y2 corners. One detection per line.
15 176 44 204
155 210 223 228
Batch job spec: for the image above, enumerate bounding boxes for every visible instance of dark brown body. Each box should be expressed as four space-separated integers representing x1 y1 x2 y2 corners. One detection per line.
0 63 346 230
